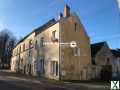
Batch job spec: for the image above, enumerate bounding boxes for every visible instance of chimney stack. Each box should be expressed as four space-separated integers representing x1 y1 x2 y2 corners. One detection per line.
64 4 70 17
58 12 63 20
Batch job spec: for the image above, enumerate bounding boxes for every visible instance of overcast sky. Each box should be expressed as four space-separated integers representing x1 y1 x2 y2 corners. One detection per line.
0 0 120 49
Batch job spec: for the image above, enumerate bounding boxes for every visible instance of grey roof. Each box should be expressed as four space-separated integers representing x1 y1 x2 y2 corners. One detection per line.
15 18 57 47
111 49 120 57
91 42 106 58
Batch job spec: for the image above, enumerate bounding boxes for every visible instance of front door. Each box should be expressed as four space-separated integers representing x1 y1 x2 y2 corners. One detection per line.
36 59 44 75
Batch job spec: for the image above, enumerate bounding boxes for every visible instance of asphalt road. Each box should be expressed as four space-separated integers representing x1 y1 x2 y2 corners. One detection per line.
0 78 70 90
0 70 110 90
0 80 30 90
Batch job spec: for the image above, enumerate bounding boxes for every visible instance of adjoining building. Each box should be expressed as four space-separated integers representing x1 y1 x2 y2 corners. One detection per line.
91 42 114 80
11 5 92 80
111 49 120 79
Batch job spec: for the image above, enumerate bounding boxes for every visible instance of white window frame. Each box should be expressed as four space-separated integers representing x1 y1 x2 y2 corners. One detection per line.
52 30 56 39
51 61 58 76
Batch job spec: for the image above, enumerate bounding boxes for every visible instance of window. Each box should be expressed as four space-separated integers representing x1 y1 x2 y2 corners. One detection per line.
20 59 23 66
51 61 58 76
35 40 38 49
52 30 56 38
40 37 44 47
73 47 80 56
23 43 25 51
92 58 96 65
74 22 77 32
19 46 21 53
106 58 110 65
28 40 32 56
29 49 32 56
17 48 19 55
52 30 58 42
29 40 32 48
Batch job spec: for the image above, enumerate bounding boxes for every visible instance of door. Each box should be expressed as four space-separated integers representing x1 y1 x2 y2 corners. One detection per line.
36 59 44 75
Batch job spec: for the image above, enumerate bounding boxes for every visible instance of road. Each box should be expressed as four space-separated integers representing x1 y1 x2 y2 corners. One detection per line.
0 70 110 90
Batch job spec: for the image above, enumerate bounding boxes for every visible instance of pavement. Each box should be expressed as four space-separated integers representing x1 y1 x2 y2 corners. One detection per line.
0 70 110 90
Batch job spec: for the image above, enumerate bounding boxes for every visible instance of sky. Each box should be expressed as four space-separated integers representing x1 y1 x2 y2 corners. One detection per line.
0 0 120 49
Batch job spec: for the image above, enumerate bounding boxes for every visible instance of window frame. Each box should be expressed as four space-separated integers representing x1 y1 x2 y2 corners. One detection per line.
74 22 77 32
73 47 80 56
52 30 56 39
40 37 44 47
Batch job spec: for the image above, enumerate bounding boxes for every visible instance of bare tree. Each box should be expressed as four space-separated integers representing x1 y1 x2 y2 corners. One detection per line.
0 29 16 69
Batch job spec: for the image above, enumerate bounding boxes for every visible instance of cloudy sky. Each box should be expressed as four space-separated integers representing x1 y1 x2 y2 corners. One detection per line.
0 0 120 48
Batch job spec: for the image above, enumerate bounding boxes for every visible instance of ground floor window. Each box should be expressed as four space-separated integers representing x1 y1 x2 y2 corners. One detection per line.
51 61 58 76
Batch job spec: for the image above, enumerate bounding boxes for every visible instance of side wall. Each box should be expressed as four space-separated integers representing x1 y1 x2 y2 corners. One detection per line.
59 15 92 80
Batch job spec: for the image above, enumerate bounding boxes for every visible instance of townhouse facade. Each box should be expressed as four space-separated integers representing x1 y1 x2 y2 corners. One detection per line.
11 5 92 80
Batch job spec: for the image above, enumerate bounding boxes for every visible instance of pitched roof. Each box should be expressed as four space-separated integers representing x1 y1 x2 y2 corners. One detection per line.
35 19 57 35
15 18 57 47
111 49 120 57
91 42 106 58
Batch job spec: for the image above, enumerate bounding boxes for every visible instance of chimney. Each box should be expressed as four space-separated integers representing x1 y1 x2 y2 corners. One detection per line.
64 4 70 17
58 12 63 20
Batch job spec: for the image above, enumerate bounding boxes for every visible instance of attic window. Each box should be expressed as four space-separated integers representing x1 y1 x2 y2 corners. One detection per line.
74 22 77 32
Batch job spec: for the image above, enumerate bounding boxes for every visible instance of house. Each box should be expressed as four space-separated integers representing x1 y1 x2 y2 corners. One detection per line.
91 42 114 80
11 5 92 80
111 49 120 79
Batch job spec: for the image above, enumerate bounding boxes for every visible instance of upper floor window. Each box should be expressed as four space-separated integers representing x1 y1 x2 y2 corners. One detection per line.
23 43 25 51
19 46 21 53
35 40 38 49
106 58 110 65
51 30 58 42
52 30 56 38
29 40 32 48
40 37 44 47
73 47 80 56
74 22 77 32
17 48 19 54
